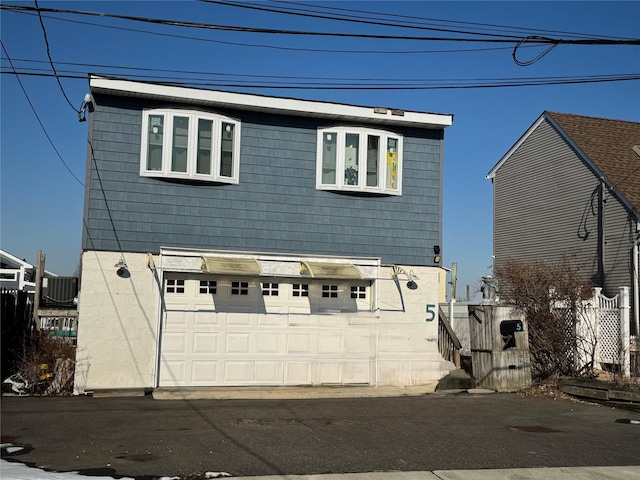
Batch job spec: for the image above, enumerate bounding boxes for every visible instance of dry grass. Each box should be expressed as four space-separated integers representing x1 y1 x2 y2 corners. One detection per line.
518 381 578 402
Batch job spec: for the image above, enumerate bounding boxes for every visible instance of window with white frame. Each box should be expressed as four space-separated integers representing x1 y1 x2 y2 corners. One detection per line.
141 109 241 183
262 282 279 296
292 283 309 297
322 284 339 298
166 279 185 294
198 280 217 295
231 281 249 295
317 127 402 194
350 285 366 299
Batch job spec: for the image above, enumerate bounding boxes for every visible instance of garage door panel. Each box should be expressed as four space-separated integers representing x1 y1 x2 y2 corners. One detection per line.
285 362 310 384
225 333 251 353
226 313 253 326
255 361 282 382
287 334 312 354
162 332 187 354
346 333 372 354
160 360 186 385
257 314 287 327
191 361 218 384
193 310 219 326
316 363 341 384
225 361 254 382
165 310 189 328
193 333 218 354
256 333 280 353
343 361 371 383
319 334 343 354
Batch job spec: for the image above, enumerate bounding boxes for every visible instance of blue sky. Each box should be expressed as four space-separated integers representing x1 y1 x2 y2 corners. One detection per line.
1 1 639 297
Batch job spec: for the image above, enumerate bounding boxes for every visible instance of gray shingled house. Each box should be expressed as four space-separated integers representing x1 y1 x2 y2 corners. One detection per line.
486 111 640 336
75 75 455 393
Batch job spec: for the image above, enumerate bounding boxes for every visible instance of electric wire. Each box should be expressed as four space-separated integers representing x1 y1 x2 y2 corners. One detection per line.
0 4 528 43
0 40 84 187
10 9 525 56
3 68 638 90
33 0 79 114
202 0 527 40
513 37 558 66
268 0 624 40
1 57 539 83
3 4 637 45
11 57 637 86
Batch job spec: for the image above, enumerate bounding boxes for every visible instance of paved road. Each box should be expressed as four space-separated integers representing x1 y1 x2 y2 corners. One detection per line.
1 392 639 479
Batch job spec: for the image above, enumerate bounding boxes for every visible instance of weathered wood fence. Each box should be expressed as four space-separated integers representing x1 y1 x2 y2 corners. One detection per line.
1 288 34 380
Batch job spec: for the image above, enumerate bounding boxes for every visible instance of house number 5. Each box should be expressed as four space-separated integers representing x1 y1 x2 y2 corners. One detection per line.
426 304 436 322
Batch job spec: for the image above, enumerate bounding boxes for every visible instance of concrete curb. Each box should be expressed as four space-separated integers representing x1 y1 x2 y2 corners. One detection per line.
228 466 640 480
151 383 440 400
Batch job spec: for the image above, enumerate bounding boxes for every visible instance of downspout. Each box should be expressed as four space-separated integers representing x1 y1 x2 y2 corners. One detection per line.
634 234 640 337
598 179 606 288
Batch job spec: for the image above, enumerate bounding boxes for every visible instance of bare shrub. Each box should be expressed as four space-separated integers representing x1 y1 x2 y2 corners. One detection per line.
16 332 76 395
495 258 594 381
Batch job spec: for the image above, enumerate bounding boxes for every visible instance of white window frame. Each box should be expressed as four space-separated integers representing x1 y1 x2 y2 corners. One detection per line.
140 108 241 183
316 126 403 195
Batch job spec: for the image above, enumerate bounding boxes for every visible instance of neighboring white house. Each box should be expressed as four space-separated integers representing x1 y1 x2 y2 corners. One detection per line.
1 250 37 292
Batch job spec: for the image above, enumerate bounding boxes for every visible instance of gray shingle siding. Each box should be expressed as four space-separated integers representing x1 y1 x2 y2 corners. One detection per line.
83 95 443 266
493 118 635 296
603 197 637 296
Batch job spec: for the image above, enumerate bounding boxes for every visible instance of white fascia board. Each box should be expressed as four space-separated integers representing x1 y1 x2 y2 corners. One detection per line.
0 249 34 269
89 76 453 130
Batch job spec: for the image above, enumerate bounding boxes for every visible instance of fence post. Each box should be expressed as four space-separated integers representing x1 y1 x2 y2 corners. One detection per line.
619 286 630 377
593 287 603 368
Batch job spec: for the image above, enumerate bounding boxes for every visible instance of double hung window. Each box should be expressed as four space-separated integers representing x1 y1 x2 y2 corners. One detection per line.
317 127 402 194
141 109 240 183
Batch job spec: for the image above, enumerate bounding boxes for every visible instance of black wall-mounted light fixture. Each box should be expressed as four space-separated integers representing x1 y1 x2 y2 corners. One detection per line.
434 245 441 264
114 259 130 278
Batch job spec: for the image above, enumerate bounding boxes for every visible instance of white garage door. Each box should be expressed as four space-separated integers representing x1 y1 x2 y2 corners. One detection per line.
159 275 374 387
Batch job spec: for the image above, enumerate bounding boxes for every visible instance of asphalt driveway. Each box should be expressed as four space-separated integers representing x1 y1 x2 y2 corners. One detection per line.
1 392 639 479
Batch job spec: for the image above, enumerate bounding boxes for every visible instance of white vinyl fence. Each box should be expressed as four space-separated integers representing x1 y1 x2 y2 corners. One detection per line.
576 286 630 377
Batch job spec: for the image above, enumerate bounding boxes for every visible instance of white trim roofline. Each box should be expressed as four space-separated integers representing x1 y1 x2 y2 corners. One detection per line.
486 112 547 180
0 249 34 269
89 75 453 130
488 111 622 184
486 112 638 220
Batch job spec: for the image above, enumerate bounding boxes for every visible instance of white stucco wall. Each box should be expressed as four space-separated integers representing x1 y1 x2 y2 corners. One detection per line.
74 251 160 393
75 251 449 391
375 265 447 385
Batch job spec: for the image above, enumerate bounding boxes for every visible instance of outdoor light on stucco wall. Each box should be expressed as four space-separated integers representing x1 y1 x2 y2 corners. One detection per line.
434 245 441 264
114 259 130 278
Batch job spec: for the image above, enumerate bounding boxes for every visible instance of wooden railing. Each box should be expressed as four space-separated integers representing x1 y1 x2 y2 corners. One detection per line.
438 305 462 367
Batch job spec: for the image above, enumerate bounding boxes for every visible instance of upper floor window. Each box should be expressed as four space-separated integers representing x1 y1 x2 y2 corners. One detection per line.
141 109 240 183
316 127 402 195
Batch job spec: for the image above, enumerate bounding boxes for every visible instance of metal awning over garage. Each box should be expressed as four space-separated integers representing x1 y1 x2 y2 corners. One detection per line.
200 257 262 275
299 261 362 279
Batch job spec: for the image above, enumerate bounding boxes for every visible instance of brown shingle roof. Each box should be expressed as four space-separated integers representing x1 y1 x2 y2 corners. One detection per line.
547 111 640 216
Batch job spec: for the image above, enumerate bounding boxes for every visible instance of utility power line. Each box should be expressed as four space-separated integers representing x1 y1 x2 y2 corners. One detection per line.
208 0 618 41
2 4 638 46
3 68 638 90
1 41 84 187
267 0 623 40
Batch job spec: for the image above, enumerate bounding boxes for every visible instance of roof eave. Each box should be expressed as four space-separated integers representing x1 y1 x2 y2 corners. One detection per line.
89 75 453 130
